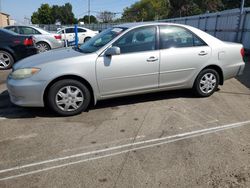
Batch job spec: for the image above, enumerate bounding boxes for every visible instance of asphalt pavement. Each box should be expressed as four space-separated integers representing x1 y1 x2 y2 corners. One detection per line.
0 64 249 188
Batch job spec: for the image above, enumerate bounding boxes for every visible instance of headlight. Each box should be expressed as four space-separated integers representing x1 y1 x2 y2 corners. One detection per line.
10 68 40 80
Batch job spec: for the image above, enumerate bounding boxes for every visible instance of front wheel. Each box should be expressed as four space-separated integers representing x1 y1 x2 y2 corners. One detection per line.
193 69 219 97
47 79 91 116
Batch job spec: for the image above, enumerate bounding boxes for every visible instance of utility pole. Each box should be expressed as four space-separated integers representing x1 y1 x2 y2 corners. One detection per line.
0 0 2 28
240 0 245 14
88 0 90 24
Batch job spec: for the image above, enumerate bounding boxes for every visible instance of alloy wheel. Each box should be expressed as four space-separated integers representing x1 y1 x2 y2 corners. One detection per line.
0 52 11 69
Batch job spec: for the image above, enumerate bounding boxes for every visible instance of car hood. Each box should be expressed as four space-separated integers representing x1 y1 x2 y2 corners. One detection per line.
14 48 87 69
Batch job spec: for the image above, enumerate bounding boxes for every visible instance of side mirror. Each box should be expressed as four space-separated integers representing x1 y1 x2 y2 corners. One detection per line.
105 46 120 56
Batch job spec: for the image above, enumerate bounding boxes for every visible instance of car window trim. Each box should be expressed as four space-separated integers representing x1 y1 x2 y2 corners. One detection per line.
159 25 208 50
110 25 159 55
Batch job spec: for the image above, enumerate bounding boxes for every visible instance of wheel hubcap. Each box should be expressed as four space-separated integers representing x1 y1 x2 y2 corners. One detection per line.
0 52 11 69
55 86 84 112
37 43 49 53
199 73 217 94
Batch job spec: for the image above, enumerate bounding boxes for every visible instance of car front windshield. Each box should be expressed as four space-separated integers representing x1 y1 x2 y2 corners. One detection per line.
79 27 127 53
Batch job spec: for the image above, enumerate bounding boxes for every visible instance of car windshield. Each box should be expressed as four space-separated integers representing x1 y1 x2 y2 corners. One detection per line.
78 27 127 53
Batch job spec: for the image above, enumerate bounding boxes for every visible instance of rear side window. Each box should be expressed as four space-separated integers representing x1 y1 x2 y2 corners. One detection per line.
19 27 41 35
159 26 207 49
113 26 156 54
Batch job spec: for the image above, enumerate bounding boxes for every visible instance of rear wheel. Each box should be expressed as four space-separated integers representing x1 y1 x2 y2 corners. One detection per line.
193 69 219 97
84 37 91 43
47 79 91 116
0 50 14 70
36 42 51 53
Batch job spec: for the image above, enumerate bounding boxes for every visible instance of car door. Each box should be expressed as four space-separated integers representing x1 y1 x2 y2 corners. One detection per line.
96 26 159 96
65 28 75 42
159 25 212 88
77 28 87 43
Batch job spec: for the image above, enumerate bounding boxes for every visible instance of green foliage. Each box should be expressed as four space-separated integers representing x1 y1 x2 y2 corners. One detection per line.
31 3 77 24
31 4 52 24
122 0 171 22
78 15 98 24
122 0 249 21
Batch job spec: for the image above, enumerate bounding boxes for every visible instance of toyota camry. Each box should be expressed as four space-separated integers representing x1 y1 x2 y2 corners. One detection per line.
7 22 245 116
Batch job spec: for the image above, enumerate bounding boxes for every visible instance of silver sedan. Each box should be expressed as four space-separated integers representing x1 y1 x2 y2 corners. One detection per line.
4 25 64 53
7 22 245 116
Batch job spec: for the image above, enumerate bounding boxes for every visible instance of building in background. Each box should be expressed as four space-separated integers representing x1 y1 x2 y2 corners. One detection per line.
0 12 10 27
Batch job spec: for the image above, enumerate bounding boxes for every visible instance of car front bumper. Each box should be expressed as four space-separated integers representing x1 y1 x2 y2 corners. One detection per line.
7 77 46 107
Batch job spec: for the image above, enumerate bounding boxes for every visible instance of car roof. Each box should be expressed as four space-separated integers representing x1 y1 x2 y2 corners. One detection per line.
115 22 186 29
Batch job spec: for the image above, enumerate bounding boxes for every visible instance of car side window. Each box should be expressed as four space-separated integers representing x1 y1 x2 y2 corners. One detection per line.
113 26 156 54
78 28 86 33
19 27 40 35
65 28 75 33
159 26 207 49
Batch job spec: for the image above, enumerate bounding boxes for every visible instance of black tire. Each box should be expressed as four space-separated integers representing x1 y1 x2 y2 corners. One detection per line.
36 42 51 53
0 50 14 70
47 79 91 116
193 69 219 97
84 37 91 43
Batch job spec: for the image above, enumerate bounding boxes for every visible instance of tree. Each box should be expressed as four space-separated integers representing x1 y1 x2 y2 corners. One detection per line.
78 15 98 24
31 4 52 24
97 11 116 23
122 0 171 22
31 3 77 24
222 0 250 10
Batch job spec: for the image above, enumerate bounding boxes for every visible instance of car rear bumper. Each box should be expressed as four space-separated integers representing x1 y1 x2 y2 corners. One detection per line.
16 47 38 61
7 77 46 107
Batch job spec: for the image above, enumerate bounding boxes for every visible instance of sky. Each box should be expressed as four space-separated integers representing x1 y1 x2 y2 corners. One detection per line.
1 0 138 23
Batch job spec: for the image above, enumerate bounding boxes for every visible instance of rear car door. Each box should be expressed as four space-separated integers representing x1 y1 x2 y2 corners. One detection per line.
159 25 211 87
96 26 160 96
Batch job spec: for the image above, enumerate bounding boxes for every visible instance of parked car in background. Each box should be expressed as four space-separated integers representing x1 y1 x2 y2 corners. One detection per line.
0 29 37 70
4 25 64 53
7 23 245 116
57 27 98 44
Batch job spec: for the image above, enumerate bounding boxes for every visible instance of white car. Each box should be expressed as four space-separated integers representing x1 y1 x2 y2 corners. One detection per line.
57 27 98 44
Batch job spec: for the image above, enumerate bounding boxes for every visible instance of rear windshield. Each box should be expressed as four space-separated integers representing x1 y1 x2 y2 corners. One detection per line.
0 29 18 36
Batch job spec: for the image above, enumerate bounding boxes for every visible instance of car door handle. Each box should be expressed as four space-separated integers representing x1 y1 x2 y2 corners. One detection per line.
147 57 158 62
199 51 208 56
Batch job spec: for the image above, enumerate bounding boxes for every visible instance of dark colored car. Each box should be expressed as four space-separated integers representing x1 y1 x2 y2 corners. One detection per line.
0 29 37 70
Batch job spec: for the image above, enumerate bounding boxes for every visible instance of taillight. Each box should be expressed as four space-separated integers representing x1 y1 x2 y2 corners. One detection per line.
240 48 245 58
54 35 62 40
24 38 33 46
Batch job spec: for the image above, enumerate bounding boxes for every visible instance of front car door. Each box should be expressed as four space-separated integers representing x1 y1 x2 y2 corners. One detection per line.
77 28 87 43
159 25 212 88
96 26 160 97
65 28 75 42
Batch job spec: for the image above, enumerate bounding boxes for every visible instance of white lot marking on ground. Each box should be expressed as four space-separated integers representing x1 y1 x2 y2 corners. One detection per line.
0 117 7 121
0 133 38 143
62 135 146 153
0 120 250 181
